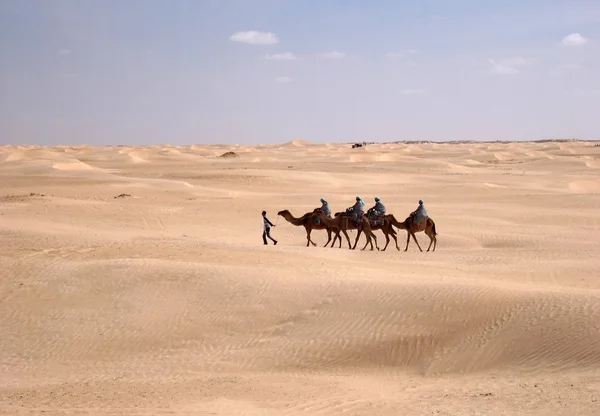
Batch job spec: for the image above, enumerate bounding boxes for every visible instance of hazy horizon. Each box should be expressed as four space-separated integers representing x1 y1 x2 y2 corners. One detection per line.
1 0 599 146
3 138 600 149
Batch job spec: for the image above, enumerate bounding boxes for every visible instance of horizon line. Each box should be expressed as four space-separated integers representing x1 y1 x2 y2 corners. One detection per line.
2 138 600 148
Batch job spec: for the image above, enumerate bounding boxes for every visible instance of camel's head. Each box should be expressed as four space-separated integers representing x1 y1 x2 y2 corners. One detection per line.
277 210 289 217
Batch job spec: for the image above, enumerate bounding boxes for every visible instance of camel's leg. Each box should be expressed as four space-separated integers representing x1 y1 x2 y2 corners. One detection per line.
330 230 341 248
361 235 370 251
342 230 352 249
361 230 376 251
371 231 379 251
404 231 411 251
328 232 336 247
426 237 433 252
381 230 390 251
385 223 399 250
352 230 362 250
411 232 423 252
324 228 332 247
427 230 437 252
391 230 400 251
360 230 371 251
426 231 434 252
306 228 317 247
331 228 341 247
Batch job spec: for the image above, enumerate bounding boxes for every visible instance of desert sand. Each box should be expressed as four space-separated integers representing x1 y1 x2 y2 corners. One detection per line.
1 140 600 415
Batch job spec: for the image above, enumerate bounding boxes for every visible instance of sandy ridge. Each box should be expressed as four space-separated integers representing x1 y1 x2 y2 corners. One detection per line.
1 140 600 415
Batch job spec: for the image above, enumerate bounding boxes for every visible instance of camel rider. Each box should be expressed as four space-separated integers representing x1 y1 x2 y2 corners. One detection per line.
349 196 365 223
410 199 428 225
368 196 386 218
320 198 331 217
314 197 331 225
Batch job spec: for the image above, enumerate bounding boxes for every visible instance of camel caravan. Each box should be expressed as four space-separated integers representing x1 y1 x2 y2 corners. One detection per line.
277 196 438 252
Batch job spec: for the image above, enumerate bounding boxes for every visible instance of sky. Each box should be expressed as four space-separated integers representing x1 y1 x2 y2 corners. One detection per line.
1 0 599 146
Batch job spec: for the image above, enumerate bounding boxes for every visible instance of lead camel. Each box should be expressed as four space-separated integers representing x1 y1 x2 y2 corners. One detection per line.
277 209 351 248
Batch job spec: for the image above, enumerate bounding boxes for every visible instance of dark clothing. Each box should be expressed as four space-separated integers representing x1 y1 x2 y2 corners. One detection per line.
315 201 331 225
263 227 277 245
369 201 386 216
262 215 277 245
351 200 365 221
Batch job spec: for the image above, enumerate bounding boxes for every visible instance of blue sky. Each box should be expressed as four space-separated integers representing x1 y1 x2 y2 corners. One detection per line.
1 0 599 145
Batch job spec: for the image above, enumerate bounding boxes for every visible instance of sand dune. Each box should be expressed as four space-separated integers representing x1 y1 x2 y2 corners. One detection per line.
525 150 555 160
585 157 600 169
127 151 148 163
52 159 102 171
1 140 600 415
283 139 313 147
569 179 600 193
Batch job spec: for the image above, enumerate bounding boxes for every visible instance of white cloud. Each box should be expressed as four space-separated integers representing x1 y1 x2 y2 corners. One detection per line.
561 33 588 47
229 30 279 45
489 56 528 75
489 60 518 74
58 48 71 55
400 88 427 96
319 51 345 59
274 76 293 83
385 50 417 58
264 52 297 61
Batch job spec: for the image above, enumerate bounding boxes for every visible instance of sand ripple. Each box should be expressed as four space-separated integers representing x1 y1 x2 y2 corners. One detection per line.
1 140 600 415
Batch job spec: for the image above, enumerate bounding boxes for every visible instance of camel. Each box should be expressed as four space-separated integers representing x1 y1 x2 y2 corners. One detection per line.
388 214 438 252
277 209 351 248
330 212 400 251
316 211 380 251
321 211 353 249
367 214 400 251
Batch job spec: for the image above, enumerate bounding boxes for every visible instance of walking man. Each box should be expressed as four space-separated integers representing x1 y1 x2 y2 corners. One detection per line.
262 211 278 245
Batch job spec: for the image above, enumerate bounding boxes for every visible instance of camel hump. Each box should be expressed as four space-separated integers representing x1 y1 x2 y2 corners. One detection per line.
406 214 428 232
368 215 386 227
300 212 314 220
